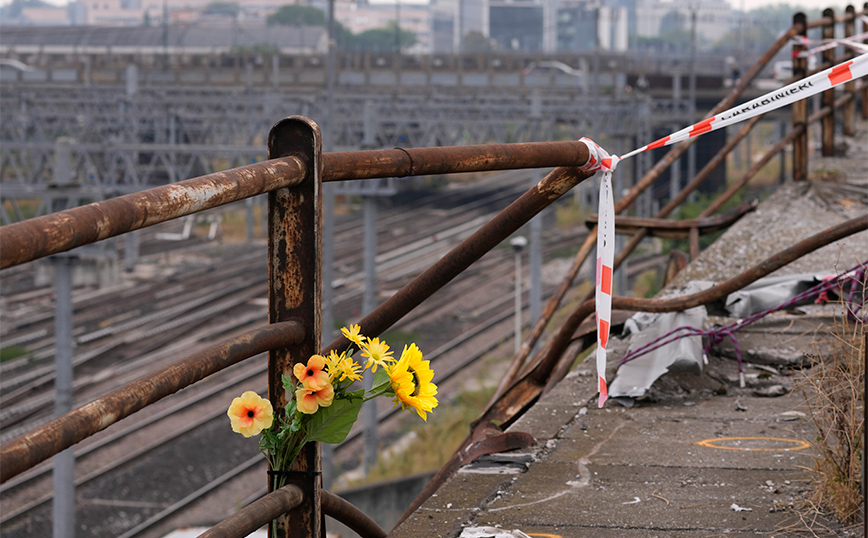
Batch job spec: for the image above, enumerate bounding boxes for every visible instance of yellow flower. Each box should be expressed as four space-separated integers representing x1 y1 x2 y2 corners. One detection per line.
293 355 329 391
341 324 365 347
296 383 335 415
325 350 362 383
227 391 274 438
360 337 394 373
388 344 438 421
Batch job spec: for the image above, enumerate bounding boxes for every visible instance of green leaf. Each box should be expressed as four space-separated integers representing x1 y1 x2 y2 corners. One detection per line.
305 398 363 444
345 388 365 399
368 367 393 397
282 373 295 392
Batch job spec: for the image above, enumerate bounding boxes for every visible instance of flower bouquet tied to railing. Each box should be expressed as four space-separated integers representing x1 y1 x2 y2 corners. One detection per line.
227 325 438 491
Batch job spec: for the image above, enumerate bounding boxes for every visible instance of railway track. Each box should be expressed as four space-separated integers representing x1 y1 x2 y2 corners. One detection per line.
0 169 596 537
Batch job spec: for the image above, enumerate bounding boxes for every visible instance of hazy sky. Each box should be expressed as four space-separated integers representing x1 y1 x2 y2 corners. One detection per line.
26 0 863 15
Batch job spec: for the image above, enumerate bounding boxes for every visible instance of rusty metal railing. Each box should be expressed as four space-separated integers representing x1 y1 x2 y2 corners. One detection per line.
0 119 594 537
1 6 866 537
0 140 590 269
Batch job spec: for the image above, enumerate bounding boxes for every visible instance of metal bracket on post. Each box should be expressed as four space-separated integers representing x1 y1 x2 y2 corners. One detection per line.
267 116 323 538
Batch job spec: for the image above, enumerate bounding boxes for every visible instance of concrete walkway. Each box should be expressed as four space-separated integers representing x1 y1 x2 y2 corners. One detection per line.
394 362 836 537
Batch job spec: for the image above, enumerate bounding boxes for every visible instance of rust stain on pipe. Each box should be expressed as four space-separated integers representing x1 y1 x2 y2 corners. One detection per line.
0 321 304 484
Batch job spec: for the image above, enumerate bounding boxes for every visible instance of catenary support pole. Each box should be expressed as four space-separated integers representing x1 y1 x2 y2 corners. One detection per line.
529 170 542 326
362 195 379 475
52 254 75 538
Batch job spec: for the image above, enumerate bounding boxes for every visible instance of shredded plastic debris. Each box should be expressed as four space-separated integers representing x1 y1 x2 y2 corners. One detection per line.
459 527 532 538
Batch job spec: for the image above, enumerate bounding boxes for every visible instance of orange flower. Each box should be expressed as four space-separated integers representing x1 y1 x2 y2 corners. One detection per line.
227 391 274 438
293 355 329 391
295 383 335 415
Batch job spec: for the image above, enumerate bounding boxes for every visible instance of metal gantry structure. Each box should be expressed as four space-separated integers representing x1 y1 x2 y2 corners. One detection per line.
0 83 682 222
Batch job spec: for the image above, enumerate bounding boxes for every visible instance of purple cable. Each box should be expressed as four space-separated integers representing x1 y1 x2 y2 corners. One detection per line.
617 260 868 379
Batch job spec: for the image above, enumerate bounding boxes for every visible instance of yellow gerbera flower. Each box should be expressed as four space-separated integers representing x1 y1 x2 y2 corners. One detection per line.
388 344 438 421
295 383 335 415
360 337 394 373
325 350 362 383
341 324 365 347
227 391 274 437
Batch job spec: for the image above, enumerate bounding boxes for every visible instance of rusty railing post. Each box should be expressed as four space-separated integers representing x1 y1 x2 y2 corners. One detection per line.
792 12 809 180
843 5 856 135
267 116 323 538
821 8 836 157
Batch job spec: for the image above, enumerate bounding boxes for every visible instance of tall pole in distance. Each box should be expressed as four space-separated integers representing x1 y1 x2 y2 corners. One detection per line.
53 254 75 538
688 6 697 183
362 196 379 475
511 236 527 356
529 170 542 328
322 0 337 490
360 99 379 476
395 0 401 54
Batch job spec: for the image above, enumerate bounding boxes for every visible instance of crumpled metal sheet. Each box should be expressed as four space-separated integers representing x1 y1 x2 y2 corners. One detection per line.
609 281 712 399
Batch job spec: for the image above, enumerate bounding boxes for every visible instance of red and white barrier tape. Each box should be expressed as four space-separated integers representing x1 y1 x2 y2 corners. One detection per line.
580 53 867 407
794 32 868 57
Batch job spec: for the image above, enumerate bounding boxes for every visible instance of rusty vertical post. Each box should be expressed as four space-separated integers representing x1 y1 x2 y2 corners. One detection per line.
267 117 323 538
843 5 856 135
821 8 836 157
792 13 809 181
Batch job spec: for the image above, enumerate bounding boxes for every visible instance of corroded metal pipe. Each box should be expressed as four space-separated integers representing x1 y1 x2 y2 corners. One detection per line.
0 140 592 270
584 199 757 239
322 490 387 538
0 157 306 269
806 4 866 28
0 321 305 484
321 140 593 181
197 485 304 538
322 163 594 354
532 214 868 387
197 488 385 538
